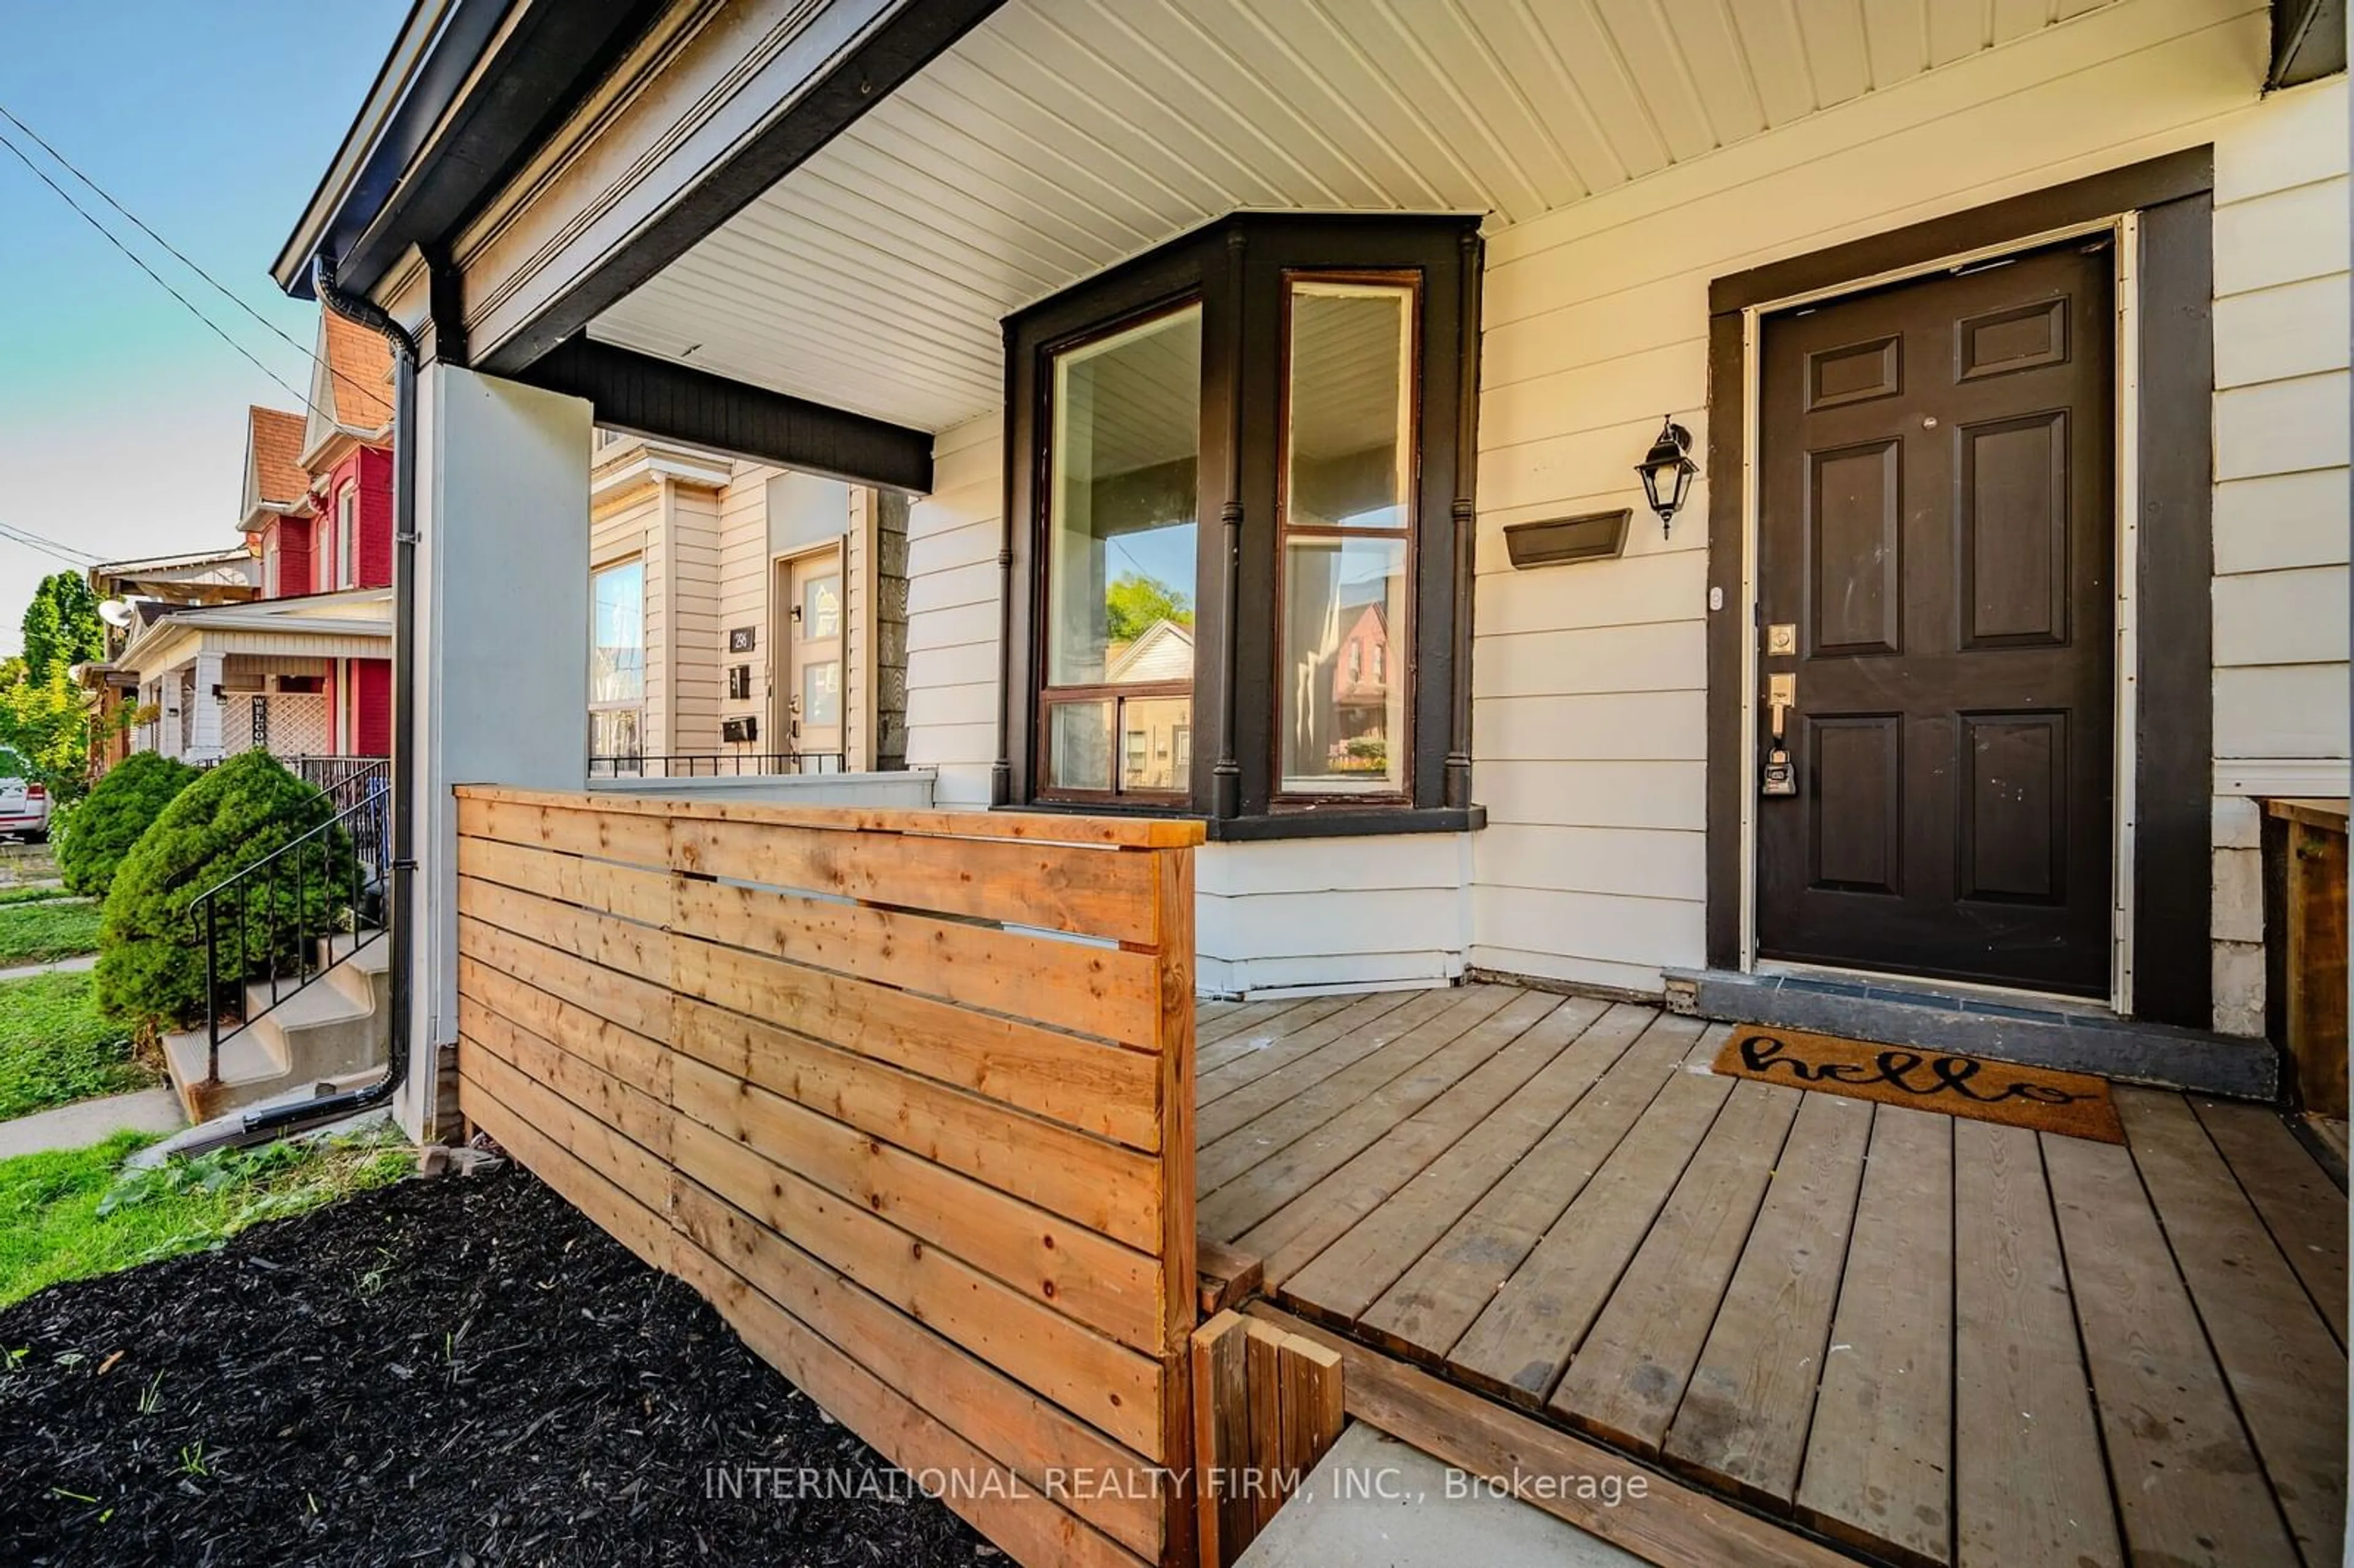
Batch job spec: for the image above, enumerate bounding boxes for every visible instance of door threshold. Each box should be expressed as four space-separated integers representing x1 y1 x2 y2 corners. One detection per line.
1664 966 2279 1102
1752 960 2117 1021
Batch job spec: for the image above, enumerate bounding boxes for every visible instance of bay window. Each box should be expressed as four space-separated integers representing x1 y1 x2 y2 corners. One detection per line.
1039 303 1202 799
1002 214 1480 838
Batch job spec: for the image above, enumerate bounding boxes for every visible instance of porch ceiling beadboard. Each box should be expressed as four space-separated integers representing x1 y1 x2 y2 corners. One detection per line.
589 0 2120 432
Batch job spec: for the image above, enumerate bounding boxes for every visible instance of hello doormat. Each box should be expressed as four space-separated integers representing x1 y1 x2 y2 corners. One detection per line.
1710 1025 2125 1143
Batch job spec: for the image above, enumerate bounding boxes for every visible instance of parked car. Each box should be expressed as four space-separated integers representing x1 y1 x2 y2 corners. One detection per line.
0 748 51 842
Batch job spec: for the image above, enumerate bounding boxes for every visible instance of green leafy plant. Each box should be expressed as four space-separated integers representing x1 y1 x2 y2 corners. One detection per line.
0 900 102 966
0 1126 409 1309
0 668 93 805
18 573 103 685
0 971 152 1120
55 752 199 899
94 752 354 1033
1103 573 1194 643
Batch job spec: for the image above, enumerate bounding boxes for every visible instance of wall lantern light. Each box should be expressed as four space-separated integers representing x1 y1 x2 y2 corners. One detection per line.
1635 415 1699 537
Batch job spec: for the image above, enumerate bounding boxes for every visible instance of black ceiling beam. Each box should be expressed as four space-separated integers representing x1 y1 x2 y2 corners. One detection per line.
2271 0 2347 87
477 0 1003 379
525 337 932 494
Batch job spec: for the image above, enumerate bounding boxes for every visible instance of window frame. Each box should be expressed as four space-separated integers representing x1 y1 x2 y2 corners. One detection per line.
1000 212 1482 840
587 555 647 763
335 482 359 590
1029 294 1205 807
1271 267 1422 806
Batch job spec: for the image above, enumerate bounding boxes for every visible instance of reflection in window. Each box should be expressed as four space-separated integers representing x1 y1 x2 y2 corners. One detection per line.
1040 303 1201 794
1280 279 1414 794
590 558 646 760
804 660 840 726
802 574 840 639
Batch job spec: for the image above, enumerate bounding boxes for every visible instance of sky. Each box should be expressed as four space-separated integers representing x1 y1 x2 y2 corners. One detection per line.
0 0 408 655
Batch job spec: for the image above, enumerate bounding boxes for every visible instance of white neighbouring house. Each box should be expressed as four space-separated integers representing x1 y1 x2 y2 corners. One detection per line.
275 0 2347 1141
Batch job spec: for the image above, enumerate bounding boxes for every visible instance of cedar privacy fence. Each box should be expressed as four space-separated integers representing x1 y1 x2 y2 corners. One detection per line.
451 786 1203 1567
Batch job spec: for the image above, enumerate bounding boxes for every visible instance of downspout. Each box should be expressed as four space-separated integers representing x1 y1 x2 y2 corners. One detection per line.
240 255 419 1138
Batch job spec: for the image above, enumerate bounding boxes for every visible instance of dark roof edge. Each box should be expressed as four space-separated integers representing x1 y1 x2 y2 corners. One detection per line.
273 0 511 299
275 0 671 305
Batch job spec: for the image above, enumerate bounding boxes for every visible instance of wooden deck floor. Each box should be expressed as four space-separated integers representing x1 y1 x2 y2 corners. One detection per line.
1193 984 2350 1568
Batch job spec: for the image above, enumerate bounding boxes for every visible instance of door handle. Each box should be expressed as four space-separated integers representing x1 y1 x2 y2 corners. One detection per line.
1762 674 1798 798
1767 674 1796 744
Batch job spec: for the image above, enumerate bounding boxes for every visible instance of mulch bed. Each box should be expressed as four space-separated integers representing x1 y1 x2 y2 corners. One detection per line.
0 1165 991 1567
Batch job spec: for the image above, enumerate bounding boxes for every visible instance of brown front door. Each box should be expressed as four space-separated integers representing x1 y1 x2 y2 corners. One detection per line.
1755 239 2116 996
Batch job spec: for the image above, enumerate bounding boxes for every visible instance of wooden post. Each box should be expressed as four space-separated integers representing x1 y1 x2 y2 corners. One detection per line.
1191 1312 1253 1568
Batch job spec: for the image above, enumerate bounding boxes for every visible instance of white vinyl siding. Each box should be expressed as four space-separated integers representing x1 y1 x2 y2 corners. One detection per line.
714 467 771 753
1197 835 1472 997
670 484 723 756
2204 75 2350 1032
904 412 1004 807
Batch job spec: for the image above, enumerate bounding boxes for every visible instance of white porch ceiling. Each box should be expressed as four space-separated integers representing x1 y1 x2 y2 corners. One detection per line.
589 0 2117 436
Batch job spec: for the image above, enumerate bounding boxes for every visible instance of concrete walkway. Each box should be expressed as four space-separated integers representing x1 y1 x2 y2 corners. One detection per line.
1236 1423 1642 1567
0 1087 184 1160
0 952 98 983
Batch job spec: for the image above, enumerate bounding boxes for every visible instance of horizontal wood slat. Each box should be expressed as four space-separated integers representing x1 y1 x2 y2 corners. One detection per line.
451 786 1197 1568
671 937 1163 1151
672 998 1165 1252
673 815 1165 943
460 782 1206 847
671 876 1162 1046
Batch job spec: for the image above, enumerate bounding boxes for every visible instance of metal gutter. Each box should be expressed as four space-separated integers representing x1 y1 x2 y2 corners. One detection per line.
238 259 421 1141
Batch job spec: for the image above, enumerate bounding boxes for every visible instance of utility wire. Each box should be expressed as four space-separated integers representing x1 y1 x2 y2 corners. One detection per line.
0 521 101 562
0 126 331 425
0 103 375 411
0 524 102 569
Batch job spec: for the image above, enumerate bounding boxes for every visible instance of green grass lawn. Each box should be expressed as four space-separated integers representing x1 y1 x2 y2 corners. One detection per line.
0 885 72 906
0 972 156 1121
0 1128 411 1309
0 899 102 966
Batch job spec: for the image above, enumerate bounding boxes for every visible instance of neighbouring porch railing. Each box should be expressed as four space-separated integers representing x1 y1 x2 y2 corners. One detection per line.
452 786 1200 1568
288 754 390 810
587 750 847 779
194 787 390 1081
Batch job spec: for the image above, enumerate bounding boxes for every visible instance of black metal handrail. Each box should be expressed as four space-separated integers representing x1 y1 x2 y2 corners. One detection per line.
588 751 847 779
193 786 390 1082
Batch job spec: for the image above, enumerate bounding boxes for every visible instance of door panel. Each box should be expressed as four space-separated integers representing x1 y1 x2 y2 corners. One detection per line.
1809 440 1903 655
1756 240 2115 995
1808 715 1903 894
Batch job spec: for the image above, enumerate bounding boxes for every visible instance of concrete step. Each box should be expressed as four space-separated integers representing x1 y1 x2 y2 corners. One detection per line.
248 980 383 1084
162 1027 294 1123
167 931 392 1123
322 934 390 1013
1664 966 2280 1100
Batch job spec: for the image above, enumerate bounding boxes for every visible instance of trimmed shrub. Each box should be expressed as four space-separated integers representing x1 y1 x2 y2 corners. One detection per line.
55 752 199 898
96 752 355 1033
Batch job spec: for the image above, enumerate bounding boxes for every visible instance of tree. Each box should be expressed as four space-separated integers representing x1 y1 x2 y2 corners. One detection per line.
0 658 90 799
0 573 103 798
55 750 200 897
20 572 103 682
96 751 350 1033
1104 573 1193 644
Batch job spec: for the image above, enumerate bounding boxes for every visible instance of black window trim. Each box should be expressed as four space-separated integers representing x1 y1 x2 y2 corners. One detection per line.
994 211 1486 842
